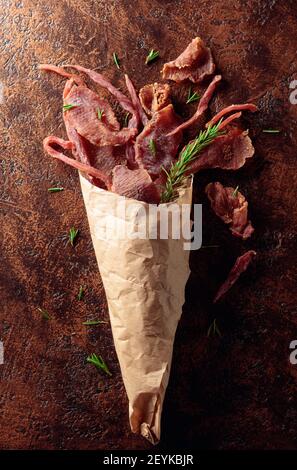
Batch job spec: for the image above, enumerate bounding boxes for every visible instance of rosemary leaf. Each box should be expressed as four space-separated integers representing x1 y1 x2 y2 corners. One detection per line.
161 120 224 202
48 187 64 193
262 129 281 134
207 318 222 337
86 353 112 376
149 138 156 156
145 49 159 64
69 227 79 247
124 112 130 127
186 87 200 104
82 320 108 326
97 108 104 120
63 103 76 112
37 307 50 320
113 52 120 69
77 285 84 301
232 185 239 198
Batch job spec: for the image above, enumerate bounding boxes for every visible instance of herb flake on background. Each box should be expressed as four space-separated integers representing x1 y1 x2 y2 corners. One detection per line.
37 307 50 320
86 353 112 376
48 187 64 193
113 52 120 69
145 49 159 64
69 227 79 246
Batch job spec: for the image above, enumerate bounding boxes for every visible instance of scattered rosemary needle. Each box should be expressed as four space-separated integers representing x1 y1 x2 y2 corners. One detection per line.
186 87 200 104
97 107 104 120
161 120 224 202
145 49 159 64
207 318 222 337
69 227 79 246
87 353 112 376
124 112 130 127
232 185 239 198
82 320 108 326
37 307 50 320
77 285 84 301
113 52 120 69
48 187 64 193
262 129 281 134
149 138 156 156
63 103 76 112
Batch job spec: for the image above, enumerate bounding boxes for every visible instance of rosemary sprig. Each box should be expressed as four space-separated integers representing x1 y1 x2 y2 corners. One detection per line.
207 318 222 337
48 187 64 193
63 103 76 112
186 87 200 104
86 353 112 376
262 129 280 134
113 52 120 69
149 138 156 156
97 108 104 120
69 227 79 246
77 285 84 301
37 307 50 320
82 320 108 326
161 120 224 202
145 49 159 64
232 185 239 198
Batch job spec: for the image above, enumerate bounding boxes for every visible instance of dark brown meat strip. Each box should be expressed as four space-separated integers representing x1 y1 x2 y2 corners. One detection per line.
213 251 256 303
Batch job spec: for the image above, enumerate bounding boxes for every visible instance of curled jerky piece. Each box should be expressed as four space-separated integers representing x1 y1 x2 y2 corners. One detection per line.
186 127 255 174
111 165 160 204
43 135 112 188
135 104 182 178
139 83 171 116
206 103 258 127
213 250 256 303
167 75 222 136
64 85 137 146
205 182 254 239
162 37 215 83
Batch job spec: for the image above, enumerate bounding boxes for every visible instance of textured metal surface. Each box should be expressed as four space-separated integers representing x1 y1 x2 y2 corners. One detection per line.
1 0 297 450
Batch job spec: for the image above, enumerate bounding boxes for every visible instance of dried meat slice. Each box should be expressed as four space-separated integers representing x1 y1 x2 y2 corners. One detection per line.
64 85 137 146
43 135 112 188
135 104 182 178
205 182 254 239
162 37 215 83
139 83 171 116
213 250 256 303
111 165 160 203
186 127 255 174
125 74 148 126
167 75 222 136
206 103 258 127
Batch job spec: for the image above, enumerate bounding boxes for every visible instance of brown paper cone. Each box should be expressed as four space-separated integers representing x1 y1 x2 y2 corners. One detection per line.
79 174 192 444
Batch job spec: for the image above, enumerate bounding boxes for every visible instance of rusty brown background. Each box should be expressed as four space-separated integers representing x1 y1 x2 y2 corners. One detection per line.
1 0 297 450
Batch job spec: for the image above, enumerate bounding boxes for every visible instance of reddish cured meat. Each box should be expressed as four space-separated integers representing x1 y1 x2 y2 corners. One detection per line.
38 64 85 87
135 104 182 177
43 135 112 188
205 182 254 239
125 74 148 127
139 83 171 116
63 64 135 115
186 127 255 174
167 75 222 136
206 103 258 127
64 85 137 146
162 37 215 83
213 251 257 303
111 165 160 204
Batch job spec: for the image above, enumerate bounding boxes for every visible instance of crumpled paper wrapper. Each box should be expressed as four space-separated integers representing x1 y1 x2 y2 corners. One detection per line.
79 174 192 444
